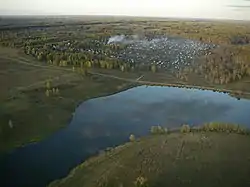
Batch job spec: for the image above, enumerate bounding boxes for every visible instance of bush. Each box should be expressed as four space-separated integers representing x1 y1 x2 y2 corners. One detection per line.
134 176 148 187
150 126 158 134
129 134 136 142
150 126 168 134
180 124 191 133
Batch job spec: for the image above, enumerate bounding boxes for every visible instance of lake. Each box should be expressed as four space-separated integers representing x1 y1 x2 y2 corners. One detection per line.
1 86 250 187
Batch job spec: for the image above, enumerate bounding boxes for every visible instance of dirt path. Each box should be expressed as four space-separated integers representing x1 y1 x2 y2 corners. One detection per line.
4 56 250 96
89 71 250 96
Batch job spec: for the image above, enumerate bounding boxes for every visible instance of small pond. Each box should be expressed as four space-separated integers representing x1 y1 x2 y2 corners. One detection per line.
1 86 250 187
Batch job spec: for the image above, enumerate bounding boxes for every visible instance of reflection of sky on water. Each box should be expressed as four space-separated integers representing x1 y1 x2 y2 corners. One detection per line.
72 86 249 134
1 86 250 187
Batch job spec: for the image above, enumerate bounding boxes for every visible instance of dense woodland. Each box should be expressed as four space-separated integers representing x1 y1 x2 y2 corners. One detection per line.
180 46 250 84
1 20 250 85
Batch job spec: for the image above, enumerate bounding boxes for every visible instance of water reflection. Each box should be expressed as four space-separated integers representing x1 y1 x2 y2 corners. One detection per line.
1 86 250 187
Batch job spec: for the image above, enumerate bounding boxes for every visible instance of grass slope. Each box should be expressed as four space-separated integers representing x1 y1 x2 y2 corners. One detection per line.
50 132 250 187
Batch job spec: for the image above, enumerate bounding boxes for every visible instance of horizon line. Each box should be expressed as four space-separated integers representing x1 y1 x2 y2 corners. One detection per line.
0 14 249 21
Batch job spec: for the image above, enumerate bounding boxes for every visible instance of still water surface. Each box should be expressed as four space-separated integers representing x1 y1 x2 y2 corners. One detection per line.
1 86 250 187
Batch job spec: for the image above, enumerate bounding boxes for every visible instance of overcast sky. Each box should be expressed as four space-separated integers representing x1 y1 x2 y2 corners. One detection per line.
1 0 250 20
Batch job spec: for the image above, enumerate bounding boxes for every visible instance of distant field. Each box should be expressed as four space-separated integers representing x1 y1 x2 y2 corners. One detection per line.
49 130 250 187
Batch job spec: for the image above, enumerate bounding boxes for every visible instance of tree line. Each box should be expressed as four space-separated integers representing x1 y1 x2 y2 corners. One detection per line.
179 46 250 84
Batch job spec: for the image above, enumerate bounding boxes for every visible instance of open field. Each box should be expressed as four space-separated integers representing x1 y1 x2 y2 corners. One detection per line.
49 127 250 187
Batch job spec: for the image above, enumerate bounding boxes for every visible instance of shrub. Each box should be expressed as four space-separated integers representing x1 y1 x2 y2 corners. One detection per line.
134 176 148 187
129 134 136 142
180 124 191 133
150 126 168 134
150 126 158 134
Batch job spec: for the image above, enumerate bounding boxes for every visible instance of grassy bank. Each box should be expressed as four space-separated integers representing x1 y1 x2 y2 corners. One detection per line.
49 124 250 187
